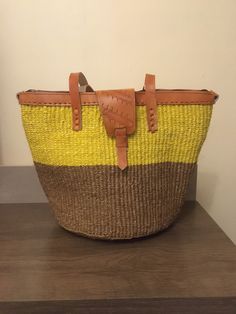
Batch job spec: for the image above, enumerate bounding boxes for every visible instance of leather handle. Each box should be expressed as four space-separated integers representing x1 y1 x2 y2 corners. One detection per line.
69 72 93 131
144 74 158 132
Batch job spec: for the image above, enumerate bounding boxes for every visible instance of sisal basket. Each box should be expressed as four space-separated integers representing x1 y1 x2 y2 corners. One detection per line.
17 72 218 240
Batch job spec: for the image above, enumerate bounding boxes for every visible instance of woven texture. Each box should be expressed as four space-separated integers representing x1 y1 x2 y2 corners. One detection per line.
35 162 194 239
21 102 213 239
21 104 212 166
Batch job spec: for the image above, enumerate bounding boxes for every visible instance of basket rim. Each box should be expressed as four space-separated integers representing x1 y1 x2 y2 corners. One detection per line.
17 89 218 106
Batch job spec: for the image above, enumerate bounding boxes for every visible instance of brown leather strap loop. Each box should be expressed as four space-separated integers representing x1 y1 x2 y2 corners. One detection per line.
115 128 128 170
69 72 93 131
144 74 158 132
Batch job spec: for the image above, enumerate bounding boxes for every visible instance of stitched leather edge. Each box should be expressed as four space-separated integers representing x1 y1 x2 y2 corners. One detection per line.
143 74 158 132
17 90 218 106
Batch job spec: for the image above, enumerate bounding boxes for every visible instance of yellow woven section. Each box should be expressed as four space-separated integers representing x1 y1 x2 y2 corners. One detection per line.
21 104 212 166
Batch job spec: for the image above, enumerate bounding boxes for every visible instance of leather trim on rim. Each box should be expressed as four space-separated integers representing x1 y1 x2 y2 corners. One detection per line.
17 89 218 106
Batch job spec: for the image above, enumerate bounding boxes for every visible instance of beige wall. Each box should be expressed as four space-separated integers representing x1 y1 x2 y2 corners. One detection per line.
1 0 235 242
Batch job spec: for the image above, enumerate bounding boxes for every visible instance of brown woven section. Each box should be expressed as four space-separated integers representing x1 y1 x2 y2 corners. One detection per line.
35 162 195 240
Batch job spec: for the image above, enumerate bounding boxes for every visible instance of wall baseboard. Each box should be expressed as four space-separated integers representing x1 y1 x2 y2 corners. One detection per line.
0 165 197 203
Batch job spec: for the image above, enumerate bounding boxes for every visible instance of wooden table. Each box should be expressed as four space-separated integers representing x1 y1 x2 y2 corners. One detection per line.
0 201 235 313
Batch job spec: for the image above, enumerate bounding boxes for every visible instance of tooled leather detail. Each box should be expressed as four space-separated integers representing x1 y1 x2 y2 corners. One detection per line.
96 89 136 170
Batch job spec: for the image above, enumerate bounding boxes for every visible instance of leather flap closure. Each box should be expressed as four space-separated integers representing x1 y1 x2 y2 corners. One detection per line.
96 89 136 137
96 89 136 170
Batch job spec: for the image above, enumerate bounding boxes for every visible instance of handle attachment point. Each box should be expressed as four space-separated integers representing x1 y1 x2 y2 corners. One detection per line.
69 72 93 131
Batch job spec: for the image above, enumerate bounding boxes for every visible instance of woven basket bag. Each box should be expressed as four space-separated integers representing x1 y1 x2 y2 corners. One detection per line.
17 72 218 240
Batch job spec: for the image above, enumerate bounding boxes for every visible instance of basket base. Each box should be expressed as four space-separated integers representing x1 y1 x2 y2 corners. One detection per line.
55 212 180 241
35 162 194 240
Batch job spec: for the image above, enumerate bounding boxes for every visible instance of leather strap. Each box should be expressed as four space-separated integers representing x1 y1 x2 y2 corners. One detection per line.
96 89 136 170
69 72 93 131
115 128 128 170
144 74 157 132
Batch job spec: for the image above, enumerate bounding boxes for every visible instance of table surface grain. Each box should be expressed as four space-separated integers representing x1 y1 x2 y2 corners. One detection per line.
0 201 235 313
